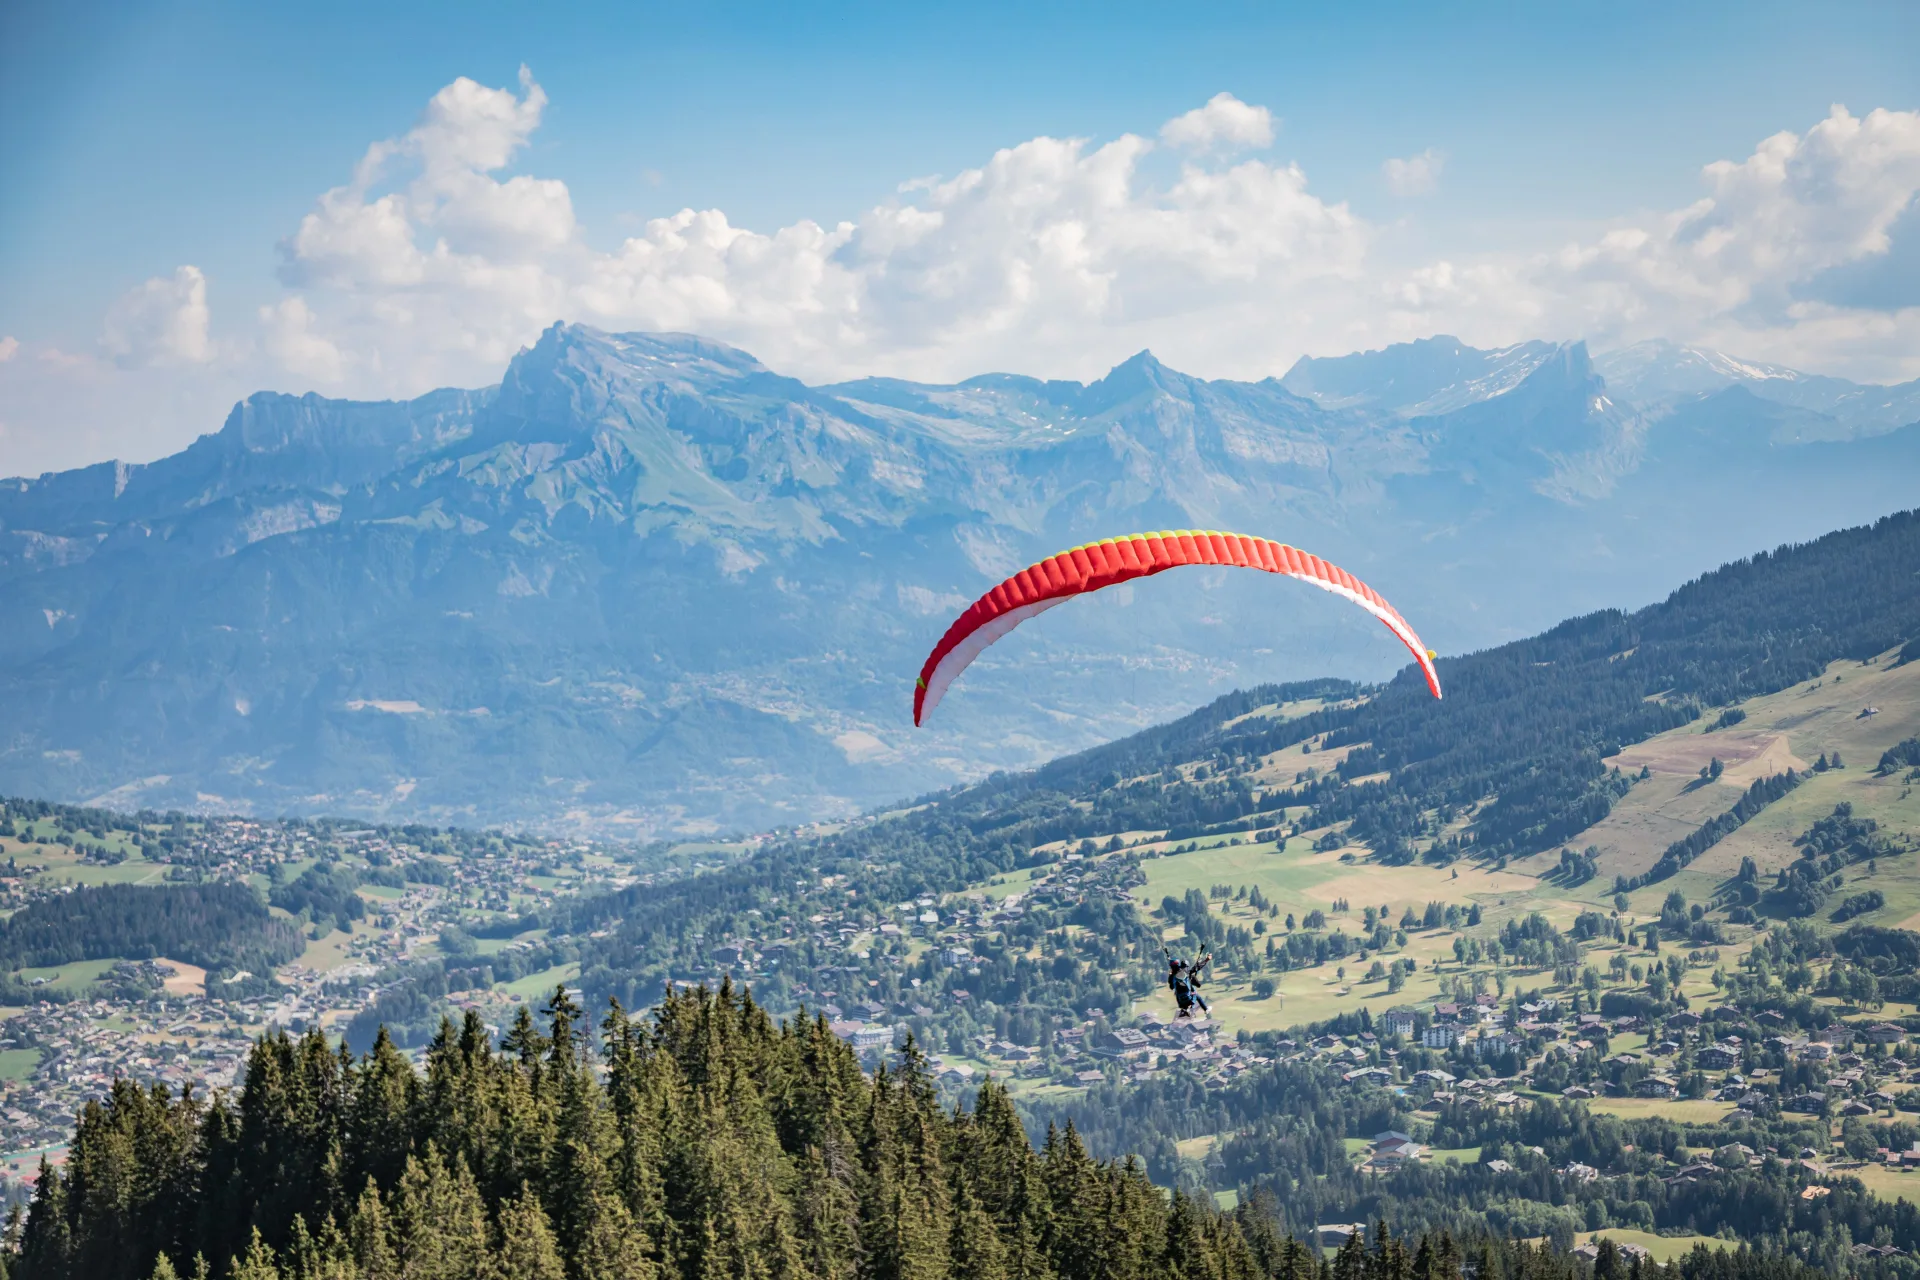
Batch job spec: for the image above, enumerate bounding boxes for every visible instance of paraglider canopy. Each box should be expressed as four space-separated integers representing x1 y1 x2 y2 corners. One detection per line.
912 530 1441 726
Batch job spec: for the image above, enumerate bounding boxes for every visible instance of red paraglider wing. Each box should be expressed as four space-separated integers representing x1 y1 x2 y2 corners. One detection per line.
912 530 1441 726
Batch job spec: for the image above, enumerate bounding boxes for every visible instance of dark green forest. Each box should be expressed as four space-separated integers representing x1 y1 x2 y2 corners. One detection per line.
0 884 303 975
11 983 1282 1280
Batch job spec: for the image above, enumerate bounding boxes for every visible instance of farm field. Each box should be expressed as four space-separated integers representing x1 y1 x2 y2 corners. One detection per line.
297 926 368 973
1840 1163 1920 1205
1585 1097 1736 1124
1576 1231 1732 1263
1177 1134 1220 1161
13 958 120 996
155 958 207 996
500 962 581 1001
1135 839 1543 923
474 930 548 956
1571 654 1920 920
1427 1146 1482 1165
0 839 172 889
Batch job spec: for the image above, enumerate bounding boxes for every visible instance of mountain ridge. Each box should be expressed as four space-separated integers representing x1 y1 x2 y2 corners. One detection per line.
1 324 1916 834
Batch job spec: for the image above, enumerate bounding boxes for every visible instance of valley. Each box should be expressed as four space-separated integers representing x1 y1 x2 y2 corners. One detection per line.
0 506 1917 1275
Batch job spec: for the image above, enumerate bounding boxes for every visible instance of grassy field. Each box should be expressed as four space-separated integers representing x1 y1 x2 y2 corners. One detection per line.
13 957 121 995
474 930 549 956
500 963 581 1001
155 958 207 996
1128 838 1579 1036
1576 1231 1731 1263
1578 654 1920 908
1586 1097 1735 1124
982 867 1045 901
1839 1163 1920 1204
1428 1146 1482 1165
298 927 366 973
0 1049 41 1082
6 843 172 888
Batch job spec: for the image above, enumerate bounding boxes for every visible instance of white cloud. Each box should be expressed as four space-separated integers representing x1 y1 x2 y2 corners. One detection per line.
100 265 212 367
1382 149 1445 197
254 80 1912 393
1427 105 1920 376
1159 92 1276 153
1576 106 1920 316
0 337 18 363
260 75 1362 392
259 297 345 382
7 88 1920 480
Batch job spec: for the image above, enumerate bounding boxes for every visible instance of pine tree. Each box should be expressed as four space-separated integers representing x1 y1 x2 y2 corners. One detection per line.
16 1157 72 1278
348 1027 418 1195
1331 1230 1367 1280
491 1187 565 1280
228 1229 278 1280
950 1174 1008 1280
387 1147 489 1280
345 1177 399 1280
794 1140 861 1280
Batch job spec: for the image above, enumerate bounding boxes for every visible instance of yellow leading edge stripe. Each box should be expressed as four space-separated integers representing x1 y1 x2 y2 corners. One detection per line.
1054 530 1254 566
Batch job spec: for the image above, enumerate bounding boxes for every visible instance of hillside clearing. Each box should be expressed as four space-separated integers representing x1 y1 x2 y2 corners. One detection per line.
1562 655 1920 912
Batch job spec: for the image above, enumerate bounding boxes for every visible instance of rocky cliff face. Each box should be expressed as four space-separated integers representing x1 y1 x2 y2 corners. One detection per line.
1 324 1914 834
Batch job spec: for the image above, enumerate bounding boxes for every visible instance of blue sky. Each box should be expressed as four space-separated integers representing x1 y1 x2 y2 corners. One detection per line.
1 0 1917 474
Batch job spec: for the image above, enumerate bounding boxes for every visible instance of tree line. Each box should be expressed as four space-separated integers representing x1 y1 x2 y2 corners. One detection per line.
2 980 1901 1280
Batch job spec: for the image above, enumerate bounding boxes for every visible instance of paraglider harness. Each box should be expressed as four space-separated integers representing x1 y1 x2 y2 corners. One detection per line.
1163 945 1212 1018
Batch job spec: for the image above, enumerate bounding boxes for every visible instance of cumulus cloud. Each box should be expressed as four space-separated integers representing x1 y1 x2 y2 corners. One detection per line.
100 266 212 367
262 75 1362 391
259 297 345 382
1382 149 1445 197
1159 92 1276 153
93 94 1920 390
8 85 1920 479
1558 107 1920 319
253 80 1914 393
1447 105 1920 373
0 337 18 363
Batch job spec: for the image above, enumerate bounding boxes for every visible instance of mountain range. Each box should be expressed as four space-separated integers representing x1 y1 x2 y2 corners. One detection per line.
2 326 1916 834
